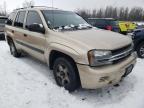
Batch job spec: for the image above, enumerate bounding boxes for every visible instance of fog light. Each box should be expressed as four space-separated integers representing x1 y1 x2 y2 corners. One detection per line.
123 65 134 77
99 76 109 82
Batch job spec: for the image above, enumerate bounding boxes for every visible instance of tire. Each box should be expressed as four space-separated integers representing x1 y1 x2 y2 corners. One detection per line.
9 41 21 57
53 57 80 92
137 42 144 58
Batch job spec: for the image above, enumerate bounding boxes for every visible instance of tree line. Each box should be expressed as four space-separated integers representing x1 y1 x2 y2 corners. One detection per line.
76 6 144 21
0 0 34 16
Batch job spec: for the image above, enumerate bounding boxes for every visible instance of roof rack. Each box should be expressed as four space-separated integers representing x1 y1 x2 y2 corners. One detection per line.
15 8 25 10
14 6 58 11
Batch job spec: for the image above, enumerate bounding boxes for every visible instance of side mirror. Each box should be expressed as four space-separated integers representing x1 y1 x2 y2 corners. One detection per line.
27 23 45 34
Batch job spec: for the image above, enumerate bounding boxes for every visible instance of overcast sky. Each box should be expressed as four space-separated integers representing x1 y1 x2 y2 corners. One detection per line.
0 0 144 12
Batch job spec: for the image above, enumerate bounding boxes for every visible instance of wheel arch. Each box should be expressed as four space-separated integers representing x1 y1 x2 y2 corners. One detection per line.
49 50 77 70
49 50 81 87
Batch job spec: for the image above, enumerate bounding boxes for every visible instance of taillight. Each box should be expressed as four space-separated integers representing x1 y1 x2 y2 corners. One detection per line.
106 26 112 31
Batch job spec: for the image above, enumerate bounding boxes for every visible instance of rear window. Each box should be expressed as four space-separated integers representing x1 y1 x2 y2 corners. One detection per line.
106 20 118 26
88 19 118 26
0 18 7 24
95 19 106 25
87 19 106 26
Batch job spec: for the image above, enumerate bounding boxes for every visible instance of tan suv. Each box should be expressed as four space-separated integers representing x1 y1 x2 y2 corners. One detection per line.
5 6 137 92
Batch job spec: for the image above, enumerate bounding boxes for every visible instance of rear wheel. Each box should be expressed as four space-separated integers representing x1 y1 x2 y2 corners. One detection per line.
53 57 80 92
9 41 21 57
137 42 144 58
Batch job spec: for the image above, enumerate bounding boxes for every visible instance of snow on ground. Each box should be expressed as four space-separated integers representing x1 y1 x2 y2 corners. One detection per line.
0 41 144 108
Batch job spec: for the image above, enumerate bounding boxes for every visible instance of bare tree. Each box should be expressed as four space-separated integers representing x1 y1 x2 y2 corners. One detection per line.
96 8 104 18
22 0 35 8
76 9 91 20
76 6 144 21
0 1 7 16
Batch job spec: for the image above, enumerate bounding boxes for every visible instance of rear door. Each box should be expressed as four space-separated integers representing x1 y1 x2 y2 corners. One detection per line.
13 11 27 49
21 10 46 62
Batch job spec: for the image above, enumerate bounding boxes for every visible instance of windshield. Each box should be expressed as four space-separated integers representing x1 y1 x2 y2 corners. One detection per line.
0 18 7 24
42 10 91 30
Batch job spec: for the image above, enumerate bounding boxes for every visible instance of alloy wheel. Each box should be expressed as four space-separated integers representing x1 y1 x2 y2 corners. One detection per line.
55 64 70 86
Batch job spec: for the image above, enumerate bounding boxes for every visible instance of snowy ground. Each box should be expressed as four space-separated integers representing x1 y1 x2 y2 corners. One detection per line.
0 41 144 108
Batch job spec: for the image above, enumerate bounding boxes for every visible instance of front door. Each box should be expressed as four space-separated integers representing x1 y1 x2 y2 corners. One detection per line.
20 11 46 62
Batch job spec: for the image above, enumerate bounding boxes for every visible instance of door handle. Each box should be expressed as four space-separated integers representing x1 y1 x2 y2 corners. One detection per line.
24 34 27 37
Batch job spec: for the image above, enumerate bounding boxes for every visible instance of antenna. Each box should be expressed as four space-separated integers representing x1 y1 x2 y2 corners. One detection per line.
52 0 54 29
4 1 7 15
52 0 53 8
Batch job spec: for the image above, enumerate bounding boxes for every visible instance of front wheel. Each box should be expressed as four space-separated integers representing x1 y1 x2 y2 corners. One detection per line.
137 42 144 58
53 57 80 92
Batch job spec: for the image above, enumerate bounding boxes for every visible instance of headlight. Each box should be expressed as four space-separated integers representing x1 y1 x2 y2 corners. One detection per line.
88 50 112 67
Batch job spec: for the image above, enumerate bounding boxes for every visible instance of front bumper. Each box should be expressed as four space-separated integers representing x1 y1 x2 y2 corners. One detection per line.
77 52 137 89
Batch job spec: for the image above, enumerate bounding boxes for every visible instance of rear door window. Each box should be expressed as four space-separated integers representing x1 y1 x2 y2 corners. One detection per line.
14 11 26 28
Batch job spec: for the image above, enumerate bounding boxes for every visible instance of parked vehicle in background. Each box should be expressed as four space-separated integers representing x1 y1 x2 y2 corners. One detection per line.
132 28 144 58
124 22 137 33
127 22 137 32
118 21 137 35
118 21 129 35
135 22 144 29
0 16 7 40
87 18 120 33
5 6 136 92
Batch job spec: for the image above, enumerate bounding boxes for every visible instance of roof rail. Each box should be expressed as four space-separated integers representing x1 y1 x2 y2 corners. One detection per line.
14 8 25 10
14 6 58 11
30 6 58 9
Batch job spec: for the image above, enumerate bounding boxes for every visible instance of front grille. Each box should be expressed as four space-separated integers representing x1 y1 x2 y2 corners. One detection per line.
111 44 132 55
110 44 133 64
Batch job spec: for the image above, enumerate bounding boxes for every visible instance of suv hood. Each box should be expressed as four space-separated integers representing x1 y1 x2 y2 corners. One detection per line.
61 28 132 50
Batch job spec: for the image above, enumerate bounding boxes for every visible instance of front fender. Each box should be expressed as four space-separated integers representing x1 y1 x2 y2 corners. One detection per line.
45 42 83 65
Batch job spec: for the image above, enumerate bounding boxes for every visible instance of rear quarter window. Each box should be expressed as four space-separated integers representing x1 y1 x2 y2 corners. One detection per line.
6 12 16 26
